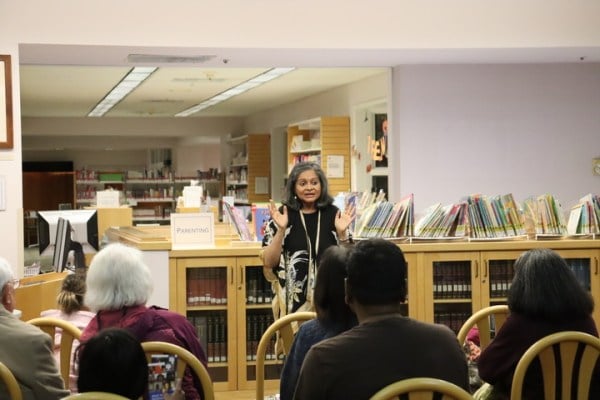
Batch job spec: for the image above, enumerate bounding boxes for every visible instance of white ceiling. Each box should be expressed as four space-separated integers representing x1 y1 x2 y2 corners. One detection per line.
19 43 600 121
20 65 387 118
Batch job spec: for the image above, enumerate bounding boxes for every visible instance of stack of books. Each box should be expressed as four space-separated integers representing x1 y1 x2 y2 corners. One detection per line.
414 193 526 240
354 193 414 239
522 194 567 237
566 193 600 236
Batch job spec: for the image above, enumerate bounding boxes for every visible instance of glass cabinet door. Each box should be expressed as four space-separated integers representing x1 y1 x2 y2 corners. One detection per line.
554 249 600 326
422 252 479 334
235 257 281 391
176 257 236 391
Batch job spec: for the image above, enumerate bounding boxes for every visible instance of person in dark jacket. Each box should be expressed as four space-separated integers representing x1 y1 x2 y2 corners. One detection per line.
477 248 599 400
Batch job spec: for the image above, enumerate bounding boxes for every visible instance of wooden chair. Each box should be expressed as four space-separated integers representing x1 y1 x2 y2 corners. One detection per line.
62 392 129 399
27 316 82 390
456 305 509 350
369 377 474 400
141 341 214 400
255 311 317 400
0 361 23 400
510 331 600 400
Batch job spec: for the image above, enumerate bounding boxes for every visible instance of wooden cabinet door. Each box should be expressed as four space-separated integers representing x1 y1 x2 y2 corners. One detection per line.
174 257 237 391
235 256 281 390
422 251 479 333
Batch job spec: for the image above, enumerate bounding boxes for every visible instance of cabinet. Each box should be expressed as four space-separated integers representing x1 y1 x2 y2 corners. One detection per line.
287 116 350 195
170 249 279 391
405 240 600 333
168 240 600 392
226 134 271 205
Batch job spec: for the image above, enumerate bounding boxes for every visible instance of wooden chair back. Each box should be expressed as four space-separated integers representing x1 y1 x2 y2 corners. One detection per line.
369 377 474 400
510 330 600 400
456 305 509 350
255 311 316 400
0 361 23 400
62 392 129 399
141 341 214 400
27 316 82 390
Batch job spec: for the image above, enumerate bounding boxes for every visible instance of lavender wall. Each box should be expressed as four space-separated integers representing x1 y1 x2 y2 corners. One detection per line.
392 63 600 215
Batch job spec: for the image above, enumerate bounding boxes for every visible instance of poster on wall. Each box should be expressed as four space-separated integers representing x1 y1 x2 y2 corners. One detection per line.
374 113 388 168
0 55 13 149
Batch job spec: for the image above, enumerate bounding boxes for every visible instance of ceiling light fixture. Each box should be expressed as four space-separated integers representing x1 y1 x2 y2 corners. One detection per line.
88 66 157 117
175 67 295 117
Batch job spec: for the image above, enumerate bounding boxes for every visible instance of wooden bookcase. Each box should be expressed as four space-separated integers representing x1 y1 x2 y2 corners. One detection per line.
168 239 600 391
226 134 271 205
403 240 600 333
170 248 279 392
287 116 350 195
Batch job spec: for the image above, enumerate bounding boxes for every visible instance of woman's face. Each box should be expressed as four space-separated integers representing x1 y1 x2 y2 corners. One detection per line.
295 169 321 208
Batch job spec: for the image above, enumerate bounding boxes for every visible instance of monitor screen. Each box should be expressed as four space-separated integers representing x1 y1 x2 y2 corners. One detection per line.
37 209 99 258
52 217 87 272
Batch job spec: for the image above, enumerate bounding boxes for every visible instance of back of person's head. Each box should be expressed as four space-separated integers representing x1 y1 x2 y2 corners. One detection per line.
76 327 148 399
0 257 17 312
508 248 594 321
0 257 13 291
346 238 407 305
58 272 87 315
85 243 153 312
284 161 333 210
314 245 356 332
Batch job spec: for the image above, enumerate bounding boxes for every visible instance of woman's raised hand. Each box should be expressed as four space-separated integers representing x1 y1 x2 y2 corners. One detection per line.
335 202 355 234
269 199 288 230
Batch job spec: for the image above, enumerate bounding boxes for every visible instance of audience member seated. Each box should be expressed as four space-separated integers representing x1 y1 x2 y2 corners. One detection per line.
76 327 149 399
279 245 358 400
80 243 207 400
0 257 69 399
293 238 469 400
477 248 600 400
41 272 95 392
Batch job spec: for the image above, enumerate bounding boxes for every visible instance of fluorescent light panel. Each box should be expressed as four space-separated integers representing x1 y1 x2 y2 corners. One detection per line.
175 67 295 117
88 66 157 117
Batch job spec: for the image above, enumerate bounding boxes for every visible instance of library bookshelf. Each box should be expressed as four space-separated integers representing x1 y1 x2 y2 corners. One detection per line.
287 116 350 195
169 248 279 391
167 238 600 391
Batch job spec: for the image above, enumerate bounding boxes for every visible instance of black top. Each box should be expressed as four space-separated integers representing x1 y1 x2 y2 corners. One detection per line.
262 204 340 314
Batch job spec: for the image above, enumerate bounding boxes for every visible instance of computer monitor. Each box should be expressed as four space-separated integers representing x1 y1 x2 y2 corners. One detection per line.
37 209 99 270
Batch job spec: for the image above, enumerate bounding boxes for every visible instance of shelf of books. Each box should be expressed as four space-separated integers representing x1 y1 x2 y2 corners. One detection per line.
170 253 278 391
415 246 600 333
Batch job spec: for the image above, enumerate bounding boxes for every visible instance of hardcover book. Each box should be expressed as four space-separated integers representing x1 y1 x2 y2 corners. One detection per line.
148 354 178 400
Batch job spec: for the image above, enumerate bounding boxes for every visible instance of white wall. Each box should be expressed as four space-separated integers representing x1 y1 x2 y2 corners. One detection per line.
392 63 600 215
1 0 600 272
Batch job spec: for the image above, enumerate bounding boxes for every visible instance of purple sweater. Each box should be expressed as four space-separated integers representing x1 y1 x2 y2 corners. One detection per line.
81 305 207 400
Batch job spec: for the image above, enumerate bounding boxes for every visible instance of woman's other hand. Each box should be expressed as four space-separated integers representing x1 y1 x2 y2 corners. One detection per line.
269 199 288 230
335 203 355 237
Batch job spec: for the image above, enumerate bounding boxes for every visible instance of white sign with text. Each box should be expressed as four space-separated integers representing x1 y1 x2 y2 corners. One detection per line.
170 212 215 250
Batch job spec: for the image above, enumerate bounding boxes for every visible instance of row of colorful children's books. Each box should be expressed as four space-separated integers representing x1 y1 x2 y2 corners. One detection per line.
225 192 600 242
349 192 600 240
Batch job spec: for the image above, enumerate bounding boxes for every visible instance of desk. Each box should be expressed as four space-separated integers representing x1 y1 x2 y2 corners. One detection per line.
14 272 68 321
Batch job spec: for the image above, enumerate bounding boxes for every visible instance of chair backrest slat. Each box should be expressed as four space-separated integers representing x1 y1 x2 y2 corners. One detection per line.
0 361 23 400
510 331 600 400
27 316 82 390
255 311 316 400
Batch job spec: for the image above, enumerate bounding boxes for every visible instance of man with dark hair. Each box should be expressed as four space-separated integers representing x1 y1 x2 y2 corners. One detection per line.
293 238 469 400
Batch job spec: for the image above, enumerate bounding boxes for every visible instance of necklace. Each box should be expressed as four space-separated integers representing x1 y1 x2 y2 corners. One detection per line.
299 210 321 303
